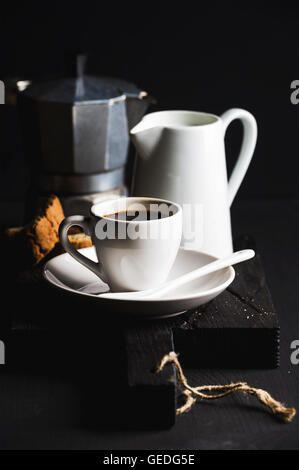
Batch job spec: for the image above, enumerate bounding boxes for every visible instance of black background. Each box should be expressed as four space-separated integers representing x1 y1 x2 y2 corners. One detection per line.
0 2 299 452
0 1 298 201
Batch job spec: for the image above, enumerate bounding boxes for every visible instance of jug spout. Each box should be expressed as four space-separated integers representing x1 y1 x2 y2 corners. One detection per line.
130 121 163 160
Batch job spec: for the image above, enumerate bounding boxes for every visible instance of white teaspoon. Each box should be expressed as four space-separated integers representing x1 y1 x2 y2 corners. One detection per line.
99 249 255 301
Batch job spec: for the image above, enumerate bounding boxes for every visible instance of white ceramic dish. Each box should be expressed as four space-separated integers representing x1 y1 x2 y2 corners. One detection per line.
43 247 235 319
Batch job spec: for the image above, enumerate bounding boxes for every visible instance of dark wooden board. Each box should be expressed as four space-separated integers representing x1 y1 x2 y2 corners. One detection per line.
2 234 279 429
173 235 279 368
123 235 279 427
172 249 279 368
124 322 176 428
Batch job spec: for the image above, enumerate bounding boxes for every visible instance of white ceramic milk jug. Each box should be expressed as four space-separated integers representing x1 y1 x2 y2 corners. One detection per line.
130 109 257 257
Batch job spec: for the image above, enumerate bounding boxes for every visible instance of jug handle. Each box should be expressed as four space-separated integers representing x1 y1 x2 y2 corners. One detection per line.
221 108 257 206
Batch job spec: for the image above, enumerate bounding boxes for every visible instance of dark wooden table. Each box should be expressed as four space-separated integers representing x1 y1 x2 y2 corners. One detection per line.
0 198 298 450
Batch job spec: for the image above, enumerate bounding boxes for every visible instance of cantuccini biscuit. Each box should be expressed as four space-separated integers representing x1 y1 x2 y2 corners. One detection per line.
4 195 92 266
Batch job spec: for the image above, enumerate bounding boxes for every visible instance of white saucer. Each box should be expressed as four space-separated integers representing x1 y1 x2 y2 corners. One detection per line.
43 247 235 319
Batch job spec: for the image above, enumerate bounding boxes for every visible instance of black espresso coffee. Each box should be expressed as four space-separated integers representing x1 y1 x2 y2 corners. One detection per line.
104 210 172 221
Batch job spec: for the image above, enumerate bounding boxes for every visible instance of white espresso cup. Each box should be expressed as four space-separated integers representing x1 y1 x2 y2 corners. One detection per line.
59 197 182 292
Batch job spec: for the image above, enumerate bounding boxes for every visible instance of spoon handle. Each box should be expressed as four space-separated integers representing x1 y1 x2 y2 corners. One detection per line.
101 249 255 300
142 249 255 299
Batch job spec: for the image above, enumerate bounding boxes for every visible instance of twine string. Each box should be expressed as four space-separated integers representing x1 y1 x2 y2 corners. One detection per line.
156 351 296 422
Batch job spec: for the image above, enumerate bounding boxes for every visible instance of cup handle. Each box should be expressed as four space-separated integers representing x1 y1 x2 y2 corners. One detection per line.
221 108 258 206
59 215 107 282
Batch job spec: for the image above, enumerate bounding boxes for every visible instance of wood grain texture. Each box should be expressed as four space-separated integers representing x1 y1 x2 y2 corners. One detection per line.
173 263 279 368
171 235 279 368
